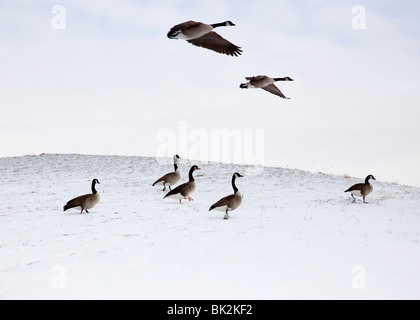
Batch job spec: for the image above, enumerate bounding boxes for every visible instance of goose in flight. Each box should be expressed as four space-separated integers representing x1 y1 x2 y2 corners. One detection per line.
167 20 242 56
240 75 293 99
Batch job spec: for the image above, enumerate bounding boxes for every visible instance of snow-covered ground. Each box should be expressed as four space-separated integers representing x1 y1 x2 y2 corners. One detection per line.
0 154 419 300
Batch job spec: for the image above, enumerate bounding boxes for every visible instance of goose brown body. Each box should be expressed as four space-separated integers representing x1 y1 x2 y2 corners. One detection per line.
209 173 243 219
153 155 181 191
345 175 376 203
167 20 242 56
63 179 100 214
163 165 201 203
240 75 293 98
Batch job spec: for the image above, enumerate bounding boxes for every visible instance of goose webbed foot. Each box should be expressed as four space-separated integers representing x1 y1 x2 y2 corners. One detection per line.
223 211 229 220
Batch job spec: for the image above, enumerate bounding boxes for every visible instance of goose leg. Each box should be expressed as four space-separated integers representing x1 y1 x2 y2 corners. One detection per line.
223 210 229 220
351 194 356 203
162 184 166 192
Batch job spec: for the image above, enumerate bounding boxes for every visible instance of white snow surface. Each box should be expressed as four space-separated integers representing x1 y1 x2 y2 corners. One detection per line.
0 154 419 300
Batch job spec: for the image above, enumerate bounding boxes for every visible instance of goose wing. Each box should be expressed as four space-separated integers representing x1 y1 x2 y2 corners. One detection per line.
168 20 200 32
245 75 266 81
63 194 91 211
187 32 242 56
164 181 191 198
209 194 236 211
345 183 365 192
262 84 289 99
153 172 174 186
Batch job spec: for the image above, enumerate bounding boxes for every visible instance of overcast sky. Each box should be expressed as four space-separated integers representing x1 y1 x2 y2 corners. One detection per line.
1 0 420 186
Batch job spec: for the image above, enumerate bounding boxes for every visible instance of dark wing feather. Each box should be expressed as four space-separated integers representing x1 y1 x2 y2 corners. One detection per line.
168 20 199 33
345 183 365 192
209 194 235 211
187 32 242 56
63 194 90 211
174 20 200 30
245 75 265 81
262 84 289 99
163 182 189 198
153 172 172 186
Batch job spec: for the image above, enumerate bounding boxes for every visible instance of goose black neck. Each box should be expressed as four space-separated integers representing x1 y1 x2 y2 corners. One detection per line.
91 180 98 194
365 176 371 184
188 167 195 182
273 77 287 81
211 22 226 28
231 175 239 194
174 163 178 172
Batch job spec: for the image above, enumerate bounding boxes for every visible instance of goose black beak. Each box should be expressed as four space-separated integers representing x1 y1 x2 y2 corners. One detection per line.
240 83 247 89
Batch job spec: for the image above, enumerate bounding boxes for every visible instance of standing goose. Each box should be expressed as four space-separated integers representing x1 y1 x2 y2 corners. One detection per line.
240 75 294 99
163 165 201 203
209 172 243 220
63 179 100 214
167 20 242 56
345 175 376 203
153 155 181 191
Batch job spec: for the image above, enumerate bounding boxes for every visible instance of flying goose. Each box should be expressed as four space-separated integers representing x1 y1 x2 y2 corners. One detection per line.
153 155 181 191
167 20 242 56
63 179 100 214
345 175 376 203
209 172 243 220
240 75 294 99
163 165 201 203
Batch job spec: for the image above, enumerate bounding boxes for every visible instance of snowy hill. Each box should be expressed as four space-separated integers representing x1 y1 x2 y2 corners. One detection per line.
0 154 419 300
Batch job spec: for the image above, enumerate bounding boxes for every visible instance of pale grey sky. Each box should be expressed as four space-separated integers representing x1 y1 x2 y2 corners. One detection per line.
1 0 420 186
